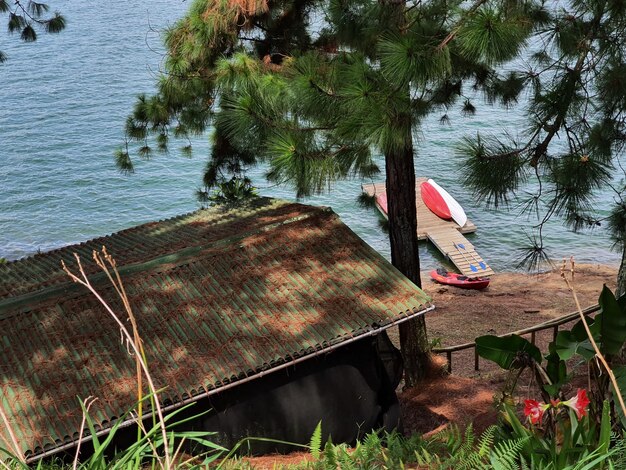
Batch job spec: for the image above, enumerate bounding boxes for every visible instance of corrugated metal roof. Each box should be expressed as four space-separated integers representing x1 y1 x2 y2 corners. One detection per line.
0 198 431 459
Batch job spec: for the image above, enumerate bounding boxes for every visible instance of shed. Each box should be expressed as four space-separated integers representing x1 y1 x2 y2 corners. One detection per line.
0 198 432 461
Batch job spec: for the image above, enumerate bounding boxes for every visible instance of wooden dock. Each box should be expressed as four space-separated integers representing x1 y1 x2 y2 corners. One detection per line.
362 179 494 277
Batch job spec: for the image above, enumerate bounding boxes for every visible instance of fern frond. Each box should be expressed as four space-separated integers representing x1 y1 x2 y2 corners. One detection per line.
415 448 438 467
460 422 476 455
309 421 322 460
490 437 527 470
440 423 463 453
336 444 355 470
462 452 486 470
477 425 497 458
362 431 381 462
321 439 337 468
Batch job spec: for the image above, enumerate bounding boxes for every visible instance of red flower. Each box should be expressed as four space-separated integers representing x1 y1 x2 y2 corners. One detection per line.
562 389 590 420
524 399 549 425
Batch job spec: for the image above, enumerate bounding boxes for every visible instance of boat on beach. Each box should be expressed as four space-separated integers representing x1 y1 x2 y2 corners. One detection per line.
430 268 490 290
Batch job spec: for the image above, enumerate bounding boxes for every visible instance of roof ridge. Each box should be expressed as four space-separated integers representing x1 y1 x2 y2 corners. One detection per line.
1 197 283 266
0 207 334 319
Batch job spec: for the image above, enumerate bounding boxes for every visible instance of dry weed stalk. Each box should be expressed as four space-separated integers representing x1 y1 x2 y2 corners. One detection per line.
94 248 148 438
62 249 172 469
561 256 626 418
73 396 98 470
0 402 24 465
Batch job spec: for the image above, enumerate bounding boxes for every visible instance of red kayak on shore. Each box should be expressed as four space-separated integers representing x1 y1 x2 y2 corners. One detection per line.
430 268 490 290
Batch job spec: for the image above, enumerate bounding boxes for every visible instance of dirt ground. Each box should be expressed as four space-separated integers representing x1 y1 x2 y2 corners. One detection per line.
422 263 617 349
242 263 618 469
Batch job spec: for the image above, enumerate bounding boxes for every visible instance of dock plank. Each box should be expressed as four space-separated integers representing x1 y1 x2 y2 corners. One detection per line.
362 179 477 239
362 180 494 277
427 228 494 276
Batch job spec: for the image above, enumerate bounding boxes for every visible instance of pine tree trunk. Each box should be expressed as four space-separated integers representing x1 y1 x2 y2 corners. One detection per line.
384 112 430 387
617 242 626 299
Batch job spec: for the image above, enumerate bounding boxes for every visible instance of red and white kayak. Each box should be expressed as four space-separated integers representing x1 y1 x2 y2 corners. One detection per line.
430 268 490 290
376 179 467 229
420 181 452 220
426 179 467 227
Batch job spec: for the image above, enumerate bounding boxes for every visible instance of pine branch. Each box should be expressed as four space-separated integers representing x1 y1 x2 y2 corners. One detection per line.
308 78 339 99
239 35 269 44
243 98 335 133
436 0 490 50
12 0 63 30
529 3 608 167
13 0 47 24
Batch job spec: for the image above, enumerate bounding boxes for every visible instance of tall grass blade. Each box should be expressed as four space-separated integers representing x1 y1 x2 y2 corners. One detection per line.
0 447 30 470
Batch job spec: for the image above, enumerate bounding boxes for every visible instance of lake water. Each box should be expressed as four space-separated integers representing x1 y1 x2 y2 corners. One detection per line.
0 0 620 272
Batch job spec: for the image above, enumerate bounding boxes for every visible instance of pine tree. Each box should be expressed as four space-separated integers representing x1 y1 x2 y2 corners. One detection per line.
0 1 65 63
119 0 541 384
459 0 626 294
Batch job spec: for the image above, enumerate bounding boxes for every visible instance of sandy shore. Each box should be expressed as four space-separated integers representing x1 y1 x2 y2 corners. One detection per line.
422 262 618 348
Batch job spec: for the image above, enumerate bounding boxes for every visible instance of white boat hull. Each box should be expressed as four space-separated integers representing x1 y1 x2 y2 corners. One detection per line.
427 179 467 228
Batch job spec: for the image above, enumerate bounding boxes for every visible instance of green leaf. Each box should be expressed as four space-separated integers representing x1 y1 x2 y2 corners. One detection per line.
598 400 611 456
611 365 626 428
618 290 626 310
458 134 529 209
501 404 532 441
545 347 567 392
598 284 626 355
554 330 595 361
138 145 152 159
573 446 618 470
570 316 596 341
475 334 541 370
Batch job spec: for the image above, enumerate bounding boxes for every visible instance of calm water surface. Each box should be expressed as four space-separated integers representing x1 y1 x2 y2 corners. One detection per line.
0 1 620 272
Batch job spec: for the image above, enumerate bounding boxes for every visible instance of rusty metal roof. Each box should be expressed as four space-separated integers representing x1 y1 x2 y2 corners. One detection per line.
0 198 431 459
